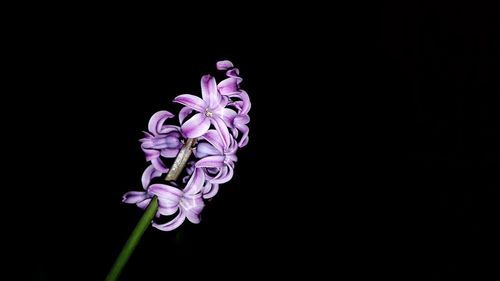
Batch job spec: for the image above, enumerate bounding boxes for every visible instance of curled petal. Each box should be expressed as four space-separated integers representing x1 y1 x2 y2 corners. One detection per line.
226 68 240 78
141 165 162 189
122 191 150 204
195 155 226 168
151 157 168 173
218 77 240 95
211 116 231 149
157 203 179 216
185 210 202 224
181 113 210 139
210 165 234 184
136 198 152 209
215 108 237 128
202 182 219 199
216 60 234 70
184 168 205 194
142 147 160 162
174 94 205 112
148 183 183 202
148 111 174 135
202 130 224 153
235 90 251 114
160 148 180 158
194 142 220 158
179 107 193 124
153 211 186 231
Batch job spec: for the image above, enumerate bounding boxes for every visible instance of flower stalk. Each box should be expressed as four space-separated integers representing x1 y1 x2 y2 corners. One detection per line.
104 196 158 281
106 139 196 281
165 138 196 181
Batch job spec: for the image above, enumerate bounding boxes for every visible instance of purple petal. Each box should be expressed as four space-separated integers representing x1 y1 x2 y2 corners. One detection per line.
200 75 223 109
215 107 237 128
148 184 183 201
179 107 193 124
153 211 186 231
148 111 174 135
211 165 234 184
142 147 160 161
195 155 225 168
141 165 162 189
216 60 234 70
203 182 219 199
194 142 220 158
174 94 205 112
122 191 149 204
202 130 224 152
226 68 240 78
184 168 205 194
235 122 249 148
236 90 251 114
158 204 179 216
185 210 201 224
136 198 152 209
181 113 210 138
151 157 168 173
218 78 240 95
211 116 232 149
160 148 180 158
157 125 179 135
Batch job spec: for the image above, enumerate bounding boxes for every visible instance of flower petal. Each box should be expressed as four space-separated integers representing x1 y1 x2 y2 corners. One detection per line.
148 184 183 201
202 130 224 152
141 165 162 189
148 111 174 135
181 113 210 139
142 147 160 161
185 210 201 224
215 108 237 128
211 165 234 184
136 198 152 209
218 77 240 95
203 182 219 199
179 107 193 124
158 204 179 216
211 116 231 149
216 60 234 70
184 168 205 194
174 94 205 112
153 211 186 231
226 68 240 78
122 191 150 204
151 157 168 173
195 155 225 168
160 148 180 158
201 75 223 109
194 142 220 158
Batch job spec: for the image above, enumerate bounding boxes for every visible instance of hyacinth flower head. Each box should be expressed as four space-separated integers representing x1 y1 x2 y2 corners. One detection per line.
106 60 250 281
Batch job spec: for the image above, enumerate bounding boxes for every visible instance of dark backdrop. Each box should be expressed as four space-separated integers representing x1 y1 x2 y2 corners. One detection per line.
9 2 498 280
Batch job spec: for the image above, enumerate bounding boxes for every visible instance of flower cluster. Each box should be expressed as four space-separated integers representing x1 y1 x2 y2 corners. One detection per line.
122 60 250 231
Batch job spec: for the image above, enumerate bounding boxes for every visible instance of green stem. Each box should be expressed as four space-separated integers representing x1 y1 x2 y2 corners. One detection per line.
105 196 158 281
105 138 197 280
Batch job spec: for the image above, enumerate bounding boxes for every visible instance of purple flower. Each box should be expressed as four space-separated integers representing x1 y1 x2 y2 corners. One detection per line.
123 60 251 231
195 129 238 186
174 75 236 146
150 168 205 231
123 165 206 231
216 62 251 148
122 165 161 214
140 111 182 172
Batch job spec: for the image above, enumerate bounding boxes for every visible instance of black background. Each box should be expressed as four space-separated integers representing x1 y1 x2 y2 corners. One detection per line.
8 2 499 280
